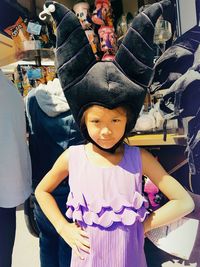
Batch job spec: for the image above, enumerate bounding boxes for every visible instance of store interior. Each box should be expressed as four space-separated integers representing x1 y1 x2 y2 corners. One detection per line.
0 0 199 164
0 1 200 265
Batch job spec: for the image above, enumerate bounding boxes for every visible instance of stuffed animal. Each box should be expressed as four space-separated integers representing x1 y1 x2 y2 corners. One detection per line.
144 177 162 210
92 0 113 26
98 25 117 61
73 1 92 29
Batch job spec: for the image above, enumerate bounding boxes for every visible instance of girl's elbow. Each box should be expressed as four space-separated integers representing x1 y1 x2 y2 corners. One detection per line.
34 186 42 201
184 195 195 214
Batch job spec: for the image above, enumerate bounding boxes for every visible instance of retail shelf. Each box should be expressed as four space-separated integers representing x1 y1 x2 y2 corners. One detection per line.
127 132 187 146
16 48 55 65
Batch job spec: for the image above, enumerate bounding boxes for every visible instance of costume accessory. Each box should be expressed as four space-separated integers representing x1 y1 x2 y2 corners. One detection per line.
40 1 173 137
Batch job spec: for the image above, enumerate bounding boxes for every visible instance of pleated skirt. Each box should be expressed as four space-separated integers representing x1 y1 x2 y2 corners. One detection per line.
70 221 147 267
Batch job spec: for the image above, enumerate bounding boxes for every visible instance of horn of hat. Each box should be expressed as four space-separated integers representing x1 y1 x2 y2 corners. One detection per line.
44 1 96 91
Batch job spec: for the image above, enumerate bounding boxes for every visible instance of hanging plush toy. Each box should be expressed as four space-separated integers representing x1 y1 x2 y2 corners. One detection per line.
143 178 162 211
92 0 113 27
73 1 100 59
98 25 118 61
85 29 100 60
73 1 92 30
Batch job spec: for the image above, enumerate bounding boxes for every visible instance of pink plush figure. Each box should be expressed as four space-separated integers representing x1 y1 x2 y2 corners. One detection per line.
98 25 117 61
102 52 115 61
144 178 160 210
98 26 117 52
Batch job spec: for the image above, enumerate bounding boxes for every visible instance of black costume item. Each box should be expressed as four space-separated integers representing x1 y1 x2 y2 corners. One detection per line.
44 0 172 136
159 42 200 120
151 25 200 93
159 65 200 119
186 107 200 176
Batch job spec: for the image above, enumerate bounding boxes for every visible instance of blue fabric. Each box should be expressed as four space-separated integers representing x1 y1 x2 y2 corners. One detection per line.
0 207 16 267
27 94 84 188
33 189 71 267
26 92 84 267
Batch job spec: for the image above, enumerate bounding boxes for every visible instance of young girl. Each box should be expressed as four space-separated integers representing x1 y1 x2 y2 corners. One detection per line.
35 104 194 267
36 1 194 266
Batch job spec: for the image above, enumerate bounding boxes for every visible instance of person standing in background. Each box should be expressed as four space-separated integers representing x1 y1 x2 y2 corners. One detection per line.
0 69 32 267
25 78 84 267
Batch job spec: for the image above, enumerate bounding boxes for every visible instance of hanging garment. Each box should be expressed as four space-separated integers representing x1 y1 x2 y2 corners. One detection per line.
150 26 200 94
185 107 200 175
159 65 200 119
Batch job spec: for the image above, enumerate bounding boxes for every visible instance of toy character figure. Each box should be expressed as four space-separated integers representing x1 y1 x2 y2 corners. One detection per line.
73 1 92 30
143 178 161 211
85 29 100 60
98 25 117 60
92 0 113 26
98 26 117 52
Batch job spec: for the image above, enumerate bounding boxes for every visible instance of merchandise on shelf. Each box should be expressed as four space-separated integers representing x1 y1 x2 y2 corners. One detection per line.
13 65 56 97
98 25 118 60
4 17 31 53
4 16 53 55
92 0 113 26
73 1 92 30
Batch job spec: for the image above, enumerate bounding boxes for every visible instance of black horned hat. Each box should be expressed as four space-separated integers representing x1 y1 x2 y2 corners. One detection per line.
42 0 172 133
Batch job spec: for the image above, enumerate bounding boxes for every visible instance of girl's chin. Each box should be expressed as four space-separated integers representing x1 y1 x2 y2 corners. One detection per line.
99 140 115 146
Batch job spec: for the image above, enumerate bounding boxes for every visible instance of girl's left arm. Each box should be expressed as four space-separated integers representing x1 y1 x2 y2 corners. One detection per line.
140 148 195 234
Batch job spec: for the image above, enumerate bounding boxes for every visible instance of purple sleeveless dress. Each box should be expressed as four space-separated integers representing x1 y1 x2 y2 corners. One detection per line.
66 144 148 267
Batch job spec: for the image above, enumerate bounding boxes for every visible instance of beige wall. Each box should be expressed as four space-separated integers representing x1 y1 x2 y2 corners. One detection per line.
122 0 138 15
0 34 16 67
17 0 138 16
17 0 77 14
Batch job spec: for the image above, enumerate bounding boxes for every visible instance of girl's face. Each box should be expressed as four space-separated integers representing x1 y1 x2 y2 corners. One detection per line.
84 105 127 149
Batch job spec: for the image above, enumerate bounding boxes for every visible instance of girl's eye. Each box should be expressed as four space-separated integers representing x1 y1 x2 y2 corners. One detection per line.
112 119 120 123
91 120 99 123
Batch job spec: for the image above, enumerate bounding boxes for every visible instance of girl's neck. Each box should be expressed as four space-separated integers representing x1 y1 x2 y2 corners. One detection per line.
84 143 124 167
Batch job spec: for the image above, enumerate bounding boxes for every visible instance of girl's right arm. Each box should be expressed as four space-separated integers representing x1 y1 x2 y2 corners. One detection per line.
35 149 90 259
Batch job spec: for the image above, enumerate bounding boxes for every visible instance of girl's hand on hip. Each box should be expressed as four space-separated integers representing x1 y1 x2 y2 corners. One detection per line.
59 221 90 260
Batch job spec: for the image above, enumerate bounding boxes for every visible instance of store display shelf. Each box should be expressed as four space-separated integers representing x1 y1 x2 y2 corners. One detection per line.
127 132 187 146
16 48 55 64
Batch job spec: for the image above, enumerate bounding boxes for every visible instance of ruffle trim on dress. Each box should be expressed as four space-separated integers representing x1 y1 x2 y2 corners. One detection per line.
66 192 149 228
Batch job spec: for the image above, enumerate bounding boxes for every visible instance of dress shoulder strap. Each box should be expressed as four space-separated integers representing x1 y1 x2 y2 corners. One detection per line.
123 144 142 174
68 144 84 165
68 145 85 187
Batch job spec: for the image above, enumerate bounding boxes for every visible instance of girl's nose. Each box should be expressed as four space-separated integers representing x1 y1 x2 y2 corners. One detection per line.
101 126 112 135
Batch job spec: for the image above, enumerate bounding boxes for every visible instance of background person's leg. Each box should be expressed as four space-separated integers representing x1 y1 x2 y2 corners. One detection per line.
59 236 71 267
34 201 60 267
33 183 72 267
57 194 71 267
0 207 16 267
